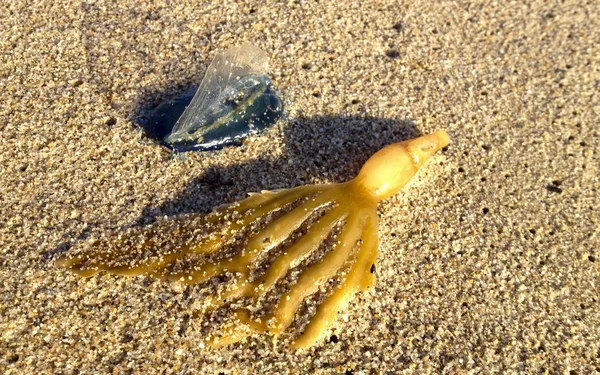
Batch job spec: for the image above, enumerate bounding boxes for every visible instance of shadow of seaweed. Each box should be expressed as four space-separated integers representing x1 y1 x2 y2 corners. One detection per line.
132 114 420 226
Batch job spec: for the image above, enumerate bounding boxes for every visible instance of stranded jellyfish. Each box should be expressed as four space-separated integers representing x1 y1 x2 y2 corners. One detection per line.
146 44 283 152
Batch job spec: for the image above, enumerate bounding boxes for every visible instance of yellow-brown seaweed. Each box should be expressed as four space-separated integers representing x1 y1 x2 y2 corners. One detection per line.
56 130 450 348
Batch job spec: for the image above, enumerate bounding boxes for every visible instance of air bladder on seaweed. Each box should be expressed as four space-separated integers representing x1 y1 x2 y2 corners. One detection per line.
56 131 450 348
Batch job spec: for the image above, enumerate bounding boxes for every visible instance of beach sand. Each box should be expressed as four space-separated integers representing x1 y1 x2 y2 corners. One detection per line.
1 0 599 373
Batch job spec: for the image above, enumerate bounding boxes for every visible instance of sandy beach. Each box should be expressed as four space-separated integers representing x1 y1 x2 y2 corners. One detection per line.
1 0 599 373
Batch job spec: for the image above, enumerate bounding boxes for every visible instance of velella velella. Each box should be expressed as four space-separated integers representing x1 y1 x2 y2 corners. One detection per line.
145 44 284 152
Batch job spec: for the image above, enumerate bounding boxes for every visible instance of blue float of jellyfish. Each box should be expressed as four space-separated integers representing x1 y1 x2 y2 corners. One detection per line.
146 45 284 152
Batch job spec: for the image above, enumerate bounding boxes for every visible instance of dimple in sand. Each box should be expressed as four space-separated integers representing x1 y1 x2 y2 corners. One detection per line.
56 131 450 349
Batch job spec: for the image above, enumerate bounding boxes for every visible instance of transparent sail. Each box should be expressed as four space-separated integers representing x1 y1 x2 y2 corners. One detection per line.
160 44 283 152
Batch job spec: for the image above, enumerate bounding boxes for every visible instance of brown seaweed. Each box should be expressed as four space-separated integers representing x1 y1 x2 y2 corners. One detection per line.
56 131 450 348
